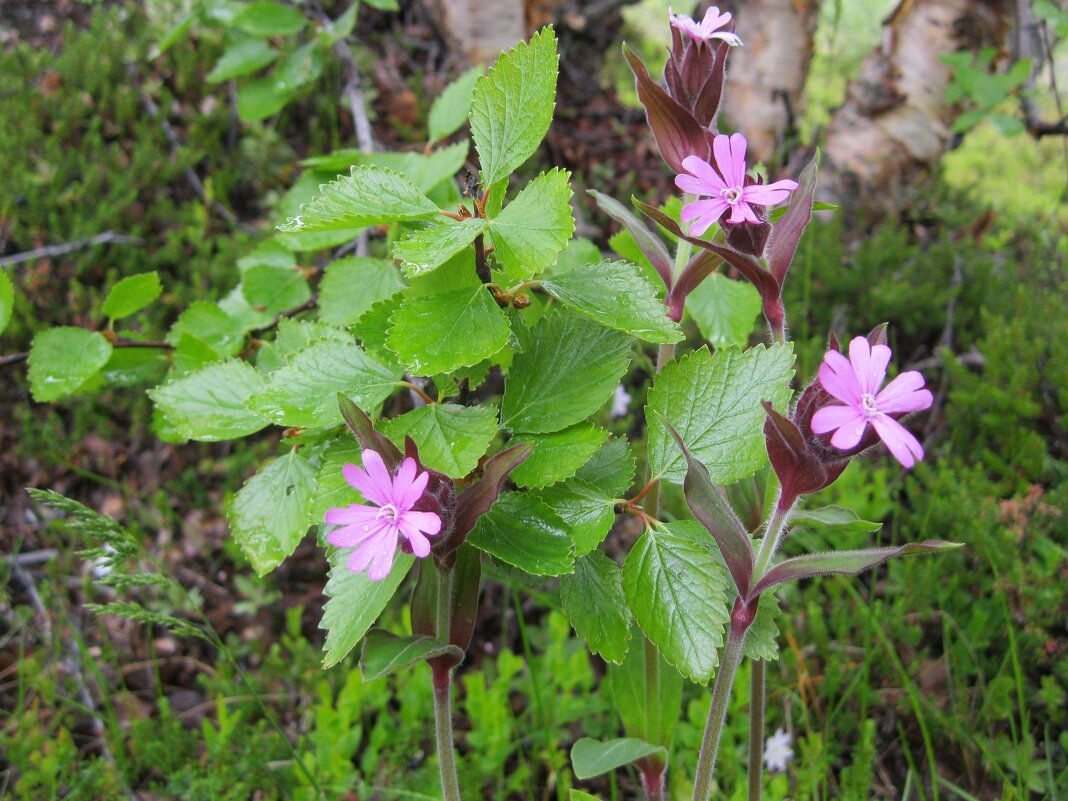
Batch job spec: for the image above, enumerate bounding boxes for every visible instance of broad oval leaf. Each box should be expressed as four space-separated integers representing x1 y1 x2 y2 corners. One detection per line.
489 168 575 282
206 39 279 84
571 737 666 780
380 403 498 479
102 272 163 320
232 1 306 36
27 327 113 402
685 271 761 349
394 218 490 279
0 270 13 336
318 257 403 327
538 477 617 556
359 629 462 681
149 359 269 441
429 66 482 143
509 423 610 489
467 492 575 576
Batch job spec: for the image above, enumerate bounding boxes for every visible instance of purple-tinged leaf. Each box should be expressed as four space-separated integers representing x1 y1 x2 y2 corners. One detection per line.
693 42 729 129
589 189 674 289
438 443 533 559
623 44 709 173
747 540 963 601
666 249 719 321
656 410 753 596
766 150 819 286
679 35 712 98
762 401 846 505
337 392 402 471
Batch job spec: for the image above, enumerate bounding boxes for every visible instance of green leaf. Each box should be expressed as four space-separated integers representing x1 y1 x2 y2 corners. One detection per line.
352 293 403 365
101 346 169 386
275 41 325 93
206 39 279 84
622 521 731 684
325 3 357 42
429 66 482 142
540 260 681 344
318 257 402 327
790 505 883 536
575 437 636 497
509 423 609 489
248 341 402 428
320 550 414 668
227 450 315 575
609 629 682 747
387 284 510 376
470 27 559 186
257 318 351 373
242 264 311 315
237 76 294 122
686 272 761 349
149 359 269 441
359 629 462 681
166 301 245 359
538 478 616 556
0 270 13 336
570 737 665 780
570 792 604 801
279 166 439 232
27 327 113 402
743 593 780 662
380 403 498 479
308 436 362 525
467 492 574 576
102 272 163 320
489 168 574 281
232 1 306 36
646 344 794 484
394 218 489 279
560 551 631 664
502 311 632 433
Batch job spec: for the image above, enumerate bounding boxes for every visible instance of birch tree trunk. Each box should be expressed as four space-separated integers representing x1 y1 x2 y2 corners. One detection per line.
716 0 821 166
819 0 1010 216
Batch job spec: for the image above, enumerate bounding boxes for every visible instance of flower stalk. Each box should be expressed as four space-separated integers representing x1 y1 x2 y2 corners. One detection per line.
432 564 463 801
748 660 766 801
691 622 747 801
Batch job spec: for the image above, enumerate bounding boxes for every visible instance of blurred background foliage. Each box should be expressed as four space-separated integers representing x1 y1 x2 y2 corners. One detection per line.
0 0 1065 799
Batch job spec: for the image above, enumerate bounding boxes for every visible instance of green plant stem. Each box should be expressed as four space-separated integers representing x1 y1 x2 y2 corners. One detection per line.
692 625 746 801
748 660 765 801
752 495 792 581
433 567 462 801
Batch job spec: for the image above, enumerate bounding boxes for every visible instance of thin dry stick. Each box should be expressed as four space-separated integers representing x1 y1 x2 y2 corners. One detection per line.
0 232 144 269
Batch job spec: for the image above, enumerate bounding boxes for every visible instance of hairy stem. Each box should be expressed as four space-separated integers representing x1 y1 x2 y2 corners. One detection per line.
752 493 793 581
748 660 766 801
433 567 462 801
691 626 746 801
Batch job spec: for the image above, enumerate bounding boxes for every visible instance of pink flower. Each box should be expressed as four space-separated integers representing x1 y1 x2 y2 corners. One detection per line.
811 337 934 468
325 449 442 580
676 133 799 235
669 6 743 46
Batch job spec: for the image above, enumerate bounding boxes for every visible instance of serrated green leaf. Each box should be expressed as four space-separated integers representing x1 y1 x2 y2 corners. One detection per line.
149 359 269 441
320 550 414 668
318 257 402 327
429 66 482 142
509 423 609 488
541 260 681 344
102 272 163 320
248 341 401 428
502 311 632 433
570 737 665 780
560 551 631 663
470 27 559 185
387 284 510 376
575 437 635 496
242 264 311 315
609 629 682 747
686 272 761 349
743 592 780 661
257 319 351 373
394 218 489 279
622 521 731 684
352 293 403 365
166 301 245 359
206 38 279 84
380 403 498 478
0 270 13 336
537 478 616 556
308 436 362 525
467 492 574 576
218 285 275 332
27 327 113 402
279 166 439 232
360 629 462 681
233 1 306 36
490 168 574 281
646 344 794 485
228 450 315 575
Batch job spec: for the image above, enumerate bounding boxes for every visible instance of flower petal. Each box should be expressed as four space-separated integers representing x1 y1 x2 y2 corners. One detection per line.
360 449 396 501
327 519 389 548
847 336 874 392
712 135 736 186
818 351 862 406
865 344 892 396
347 527 394 575
325 503 378 526
876 372 933 414
390 457 418 505
687 202 730 236
871 414 924 468
811 404 864 435
681 155 727 193
681 198 724 222
342 463 389 506
402 509 442 537
741 179 798 207
399 521 432 558
397 468 429 511
829 413 869 450
727 132 748 188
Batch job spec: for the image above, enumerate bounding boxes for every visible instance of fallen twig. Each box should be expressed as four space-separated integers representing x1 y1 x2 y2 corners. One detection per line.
0 231 144 269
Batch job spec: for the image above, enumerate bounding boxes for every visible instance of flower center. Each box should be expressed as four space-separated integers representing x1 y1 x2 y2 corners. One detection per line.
860 393 878 414
376 503 400 523
721 186 743 205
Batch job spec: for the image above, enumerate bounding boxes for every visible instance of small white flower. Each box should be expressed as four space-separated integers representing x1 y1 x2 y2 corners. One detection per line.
764 728 793 773
611 383 632 418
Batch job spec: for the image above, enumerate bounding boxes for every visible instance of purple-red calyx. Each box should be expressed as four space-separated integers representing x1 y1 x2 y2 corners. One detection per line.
676 133 799 235
325 449 442 580
668 6 743 46
812 337 934 468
